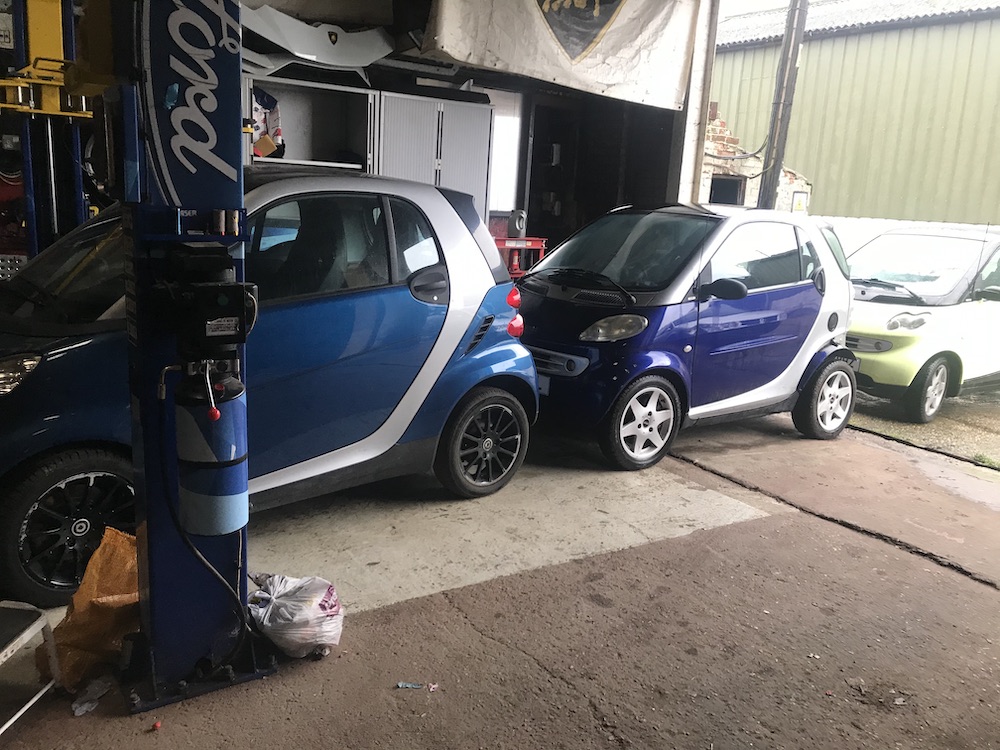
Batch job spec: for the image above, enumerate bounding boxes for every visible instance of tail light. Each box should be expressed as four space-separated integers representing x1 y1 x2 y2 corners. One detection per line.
506 286 521 308
507 314 524 338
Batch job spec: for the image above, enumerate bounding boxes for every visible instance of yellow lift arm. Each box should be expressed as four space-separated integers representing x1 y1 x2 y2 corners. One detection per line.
0 0 91 119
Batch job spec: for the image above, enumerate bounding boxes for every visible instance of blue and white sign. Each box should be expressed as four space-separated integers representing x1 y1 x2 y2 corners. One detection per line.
140 0 244 210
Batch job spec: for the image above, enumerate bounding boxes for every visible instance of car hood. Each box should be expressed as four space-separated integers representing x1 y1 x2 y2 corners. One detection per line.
0 328 79 358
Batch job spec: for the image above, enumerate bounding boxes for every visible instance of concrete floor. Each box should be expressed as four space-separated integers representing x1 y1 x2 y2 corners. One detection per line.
4 417 1000 748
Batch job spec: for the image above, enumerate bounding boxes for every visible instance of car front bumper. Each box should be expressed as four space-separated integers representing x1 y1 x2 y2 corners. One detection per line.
846 326 928 392
527 340 689 428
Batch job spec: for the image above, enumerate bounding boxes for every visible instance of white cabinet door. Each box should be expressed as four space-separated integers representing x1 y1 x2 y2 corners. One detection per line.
378 93 439 185
440 101 493 220
379 93 493 221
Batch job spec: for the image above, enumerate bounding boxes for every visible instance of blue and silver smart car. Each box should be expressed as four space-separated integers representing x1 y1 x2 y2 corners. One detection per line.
519 205 857 470
0 166 537 605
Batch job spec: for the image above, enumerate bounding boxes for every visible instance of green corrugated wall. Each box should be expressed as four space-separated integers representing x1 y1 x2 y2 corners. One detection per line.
710 15 1000 222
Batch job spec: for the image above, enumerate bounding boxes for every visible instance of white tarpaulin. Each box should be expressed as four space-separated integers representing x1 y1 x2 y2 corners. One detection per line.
423 0 701 110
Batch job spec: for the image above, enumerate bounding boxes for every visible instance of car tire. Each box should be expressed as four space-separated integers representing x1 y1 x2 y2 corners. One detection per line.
0 449 135 608
904 356 950 423
599 375 681 471
434 387 530 498
792 358 857 440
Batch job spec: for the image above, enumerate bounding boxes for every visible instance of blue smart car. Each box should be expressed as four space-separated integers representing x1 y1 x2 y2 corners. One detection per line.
0 167 537 605
519 205 857 470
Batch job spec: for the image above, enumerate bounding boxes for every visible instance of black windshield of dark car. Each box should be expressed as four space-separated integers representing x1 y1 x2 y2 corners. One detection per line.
528 210 720 291
0 210 125 326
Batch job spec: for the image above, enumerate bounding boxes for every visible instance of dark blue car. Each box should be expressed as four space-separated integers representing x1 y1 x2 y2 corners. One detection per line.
520 206 857 470
0 167 537 606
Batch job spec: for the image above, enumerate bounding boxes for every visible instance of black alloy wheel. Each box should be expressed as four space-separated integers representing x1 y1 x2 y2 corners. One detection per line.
435 387 530 498
0 449 135 607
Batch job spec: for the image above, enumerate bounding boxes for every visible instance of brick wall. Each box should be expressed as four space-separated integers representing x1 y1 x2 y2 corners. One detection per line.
701 104 812 212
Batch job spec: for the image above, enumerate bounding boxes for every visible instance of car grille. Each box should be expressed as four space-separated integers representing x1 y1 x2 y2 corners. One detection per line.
573 289 628 305
846 334 893 353
526 346 590 377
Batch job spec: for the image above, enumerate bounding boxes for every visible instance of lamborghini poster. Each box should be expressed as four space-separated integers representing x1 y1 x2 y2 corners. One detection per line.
424 0 701 110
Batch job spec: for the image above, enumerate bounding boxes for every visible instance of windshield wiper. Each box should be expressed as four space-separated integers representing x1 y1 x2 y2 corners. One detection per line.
851 277 925 304
544 267 636 304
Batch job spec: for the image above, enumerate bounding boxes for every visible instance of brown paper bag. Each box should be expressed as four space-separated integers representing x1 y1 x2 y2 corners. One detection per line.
36 527 140 692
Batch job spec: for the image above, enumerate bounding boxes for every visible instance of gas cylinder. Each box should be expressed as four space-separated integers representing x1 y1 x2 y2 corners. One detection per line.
174 371 249 536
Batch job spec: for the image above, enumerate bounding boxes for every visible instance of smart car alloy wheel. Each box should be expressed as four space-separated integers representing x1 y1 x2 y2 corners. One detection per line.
600 376 681 471
905 356 949 423
0 449 135 607
435 387 530 498
792 359 857 440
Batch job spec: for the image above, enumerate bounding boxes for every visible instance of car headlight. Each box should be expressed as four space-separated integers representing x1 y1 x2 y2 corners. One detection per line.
579 314 648 342
886 312 929 331
0 354 42 395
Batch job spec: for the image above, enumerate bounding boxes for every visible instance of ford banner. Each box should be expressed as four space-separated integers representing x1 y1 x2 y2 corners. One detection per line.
138 0 244 210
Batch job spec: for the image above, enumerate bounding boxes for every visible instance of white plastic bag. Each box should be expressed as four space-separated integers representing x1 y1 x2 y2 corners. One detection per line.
248 572 346 658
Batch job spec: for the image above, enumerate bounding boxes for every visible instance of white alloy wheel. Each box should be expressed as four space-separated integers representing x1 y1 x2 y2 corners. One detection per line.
816 369 854 432
904 356 951 423
923 361 948 417
618 386 675 461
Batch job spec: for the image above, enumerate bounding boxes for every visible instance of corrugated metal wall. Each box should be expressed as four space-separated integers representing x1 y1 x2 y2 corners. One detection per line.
710 15 1000 222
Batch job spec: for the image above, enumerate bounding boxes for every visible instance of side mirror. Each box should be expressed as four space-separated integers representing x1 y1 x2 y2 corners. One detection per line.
973 286 1000 302
699 277 749 302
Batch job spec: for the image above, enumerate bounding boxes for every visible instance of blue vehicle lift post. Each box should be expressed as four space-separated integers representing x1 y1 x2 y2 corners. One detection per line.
71 0 272 708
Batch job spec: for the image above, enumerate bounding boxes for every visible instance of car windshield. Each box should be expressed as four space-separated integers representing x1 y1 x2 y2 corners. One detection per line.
0 211 126 326
849 233 988 299
529 210 720 292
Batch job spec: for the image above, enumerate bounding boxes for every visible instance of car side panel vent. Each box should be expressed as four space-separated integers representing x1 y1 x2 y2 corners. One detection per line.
466 316 495 354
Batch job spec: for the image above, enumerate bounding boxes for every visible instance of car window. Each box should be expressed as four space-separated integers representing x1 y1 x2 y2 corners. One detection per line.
528 211 720 291
709 222 801 290
849 234 986 299
0 217 127 324
248 194 390 303
976 249 1000 291
820 226 850 279
796 227 822 280
253 201 300 251
389 197 440 277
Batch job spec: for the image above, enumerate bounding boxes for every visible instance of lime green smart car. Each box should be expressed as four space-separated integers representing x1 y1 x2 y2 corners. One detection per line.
846 228 1000 422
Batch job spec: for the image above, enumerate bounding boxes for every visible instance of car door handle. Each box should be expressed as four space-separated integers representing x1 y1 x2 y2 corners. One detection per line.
413 278 447 292
811 267 826 296
409 267 450 304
